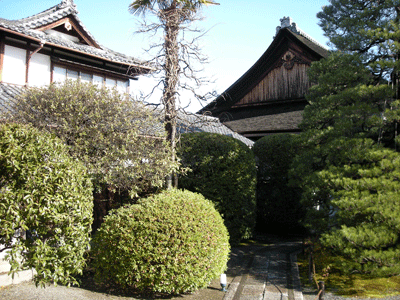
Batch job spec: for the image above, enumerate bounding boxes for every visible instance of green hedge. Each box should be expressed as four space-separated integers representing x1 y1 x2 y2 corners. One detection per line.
92 189 230 294
178 132 256 244
0 123 93 286
253 133 305 234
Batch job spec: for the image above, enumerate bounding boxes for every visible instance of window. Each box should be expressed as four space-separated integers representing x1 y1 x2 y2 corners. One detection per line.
52 65 129 93
67 69 78 80
53 66 67 83
81 72 92 83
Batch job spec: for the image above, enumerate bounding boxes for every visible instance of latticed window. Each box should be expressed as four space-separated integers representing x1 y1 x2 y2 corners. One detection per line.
53 65 129 94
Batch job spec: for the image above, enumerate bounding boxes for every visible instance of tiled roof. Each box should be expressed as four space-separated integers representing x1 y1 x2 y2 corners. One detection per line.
0 83 23 115
275 16 329 57
177 112 254 147
223 110 303 133
0 0 151 70
0 82 253 147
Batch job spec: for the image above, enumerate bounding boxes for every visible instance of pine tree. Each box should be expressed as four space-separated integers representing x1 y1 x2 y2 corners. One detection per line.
318 0 400 148
319 138 400 276
318 0 400 85
301 52 393 145
289 1 400 276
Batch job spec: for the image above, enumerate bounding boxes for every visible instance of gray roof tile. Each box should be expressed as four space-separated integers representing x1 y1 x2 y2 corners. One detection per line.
224 111 303 133
177 112 254 147
0 0 151 70
0 83 23 114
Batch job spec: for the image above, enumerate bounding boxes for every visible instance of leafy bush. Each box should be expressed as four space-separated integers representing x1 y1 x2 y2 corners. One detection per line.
0 123 93 286
92 189 230 294
252 133 305 234
11 80 177 198
177 132 256 245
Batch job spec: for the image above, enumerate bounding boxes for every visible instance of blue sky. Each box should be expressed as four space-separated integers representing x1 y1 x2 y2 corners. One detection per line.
1 0 331 112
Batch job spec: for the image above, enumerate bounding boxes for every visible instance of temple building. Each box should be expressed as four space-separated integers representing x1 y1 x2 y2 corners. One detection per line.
199 17 329 141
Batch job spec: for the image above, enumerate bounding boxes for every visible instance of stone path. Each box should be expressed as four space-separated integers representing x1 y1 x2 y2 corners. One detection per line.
224 240 303 300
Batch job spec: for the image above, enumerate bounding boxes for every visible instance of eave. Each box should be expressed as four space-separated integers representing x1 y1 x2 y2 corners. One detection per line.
199 28 329 114
0 27 154 75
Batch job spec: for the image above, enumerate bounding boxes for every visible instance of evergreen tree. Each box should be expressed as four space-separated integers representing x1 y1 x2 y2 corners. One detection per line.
318 0 400 84
318 0 400 148
301 52 393 144
319 138 400 276
289 1 400 276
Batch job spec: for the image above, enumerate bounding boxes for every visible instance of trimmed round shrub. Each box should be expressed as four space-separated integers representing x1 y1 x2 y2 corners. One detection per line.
252 133 305 235
178 132 257 245
0 123 93 286
92 189 230 294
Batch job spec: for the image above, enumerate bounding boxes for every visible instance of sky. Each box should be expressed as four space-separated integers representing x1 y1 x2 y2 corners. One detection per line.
0 0 331 113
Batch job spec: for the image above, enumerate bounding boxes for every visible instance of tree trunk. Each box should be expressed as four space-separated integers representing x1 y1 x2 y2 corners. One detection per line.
163 3 180 189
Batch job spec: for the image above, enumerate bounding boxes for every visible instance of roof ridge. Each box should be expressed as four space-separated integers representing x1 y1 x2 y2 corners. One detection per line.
13 1 78 24
276 16 328 51
4 0 101 50
0 1 152 71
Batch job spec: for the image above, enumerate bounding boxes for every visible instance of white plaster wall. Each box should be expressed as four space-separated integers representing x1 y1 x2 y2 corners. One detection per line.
28 52 51 87
2 45 26 85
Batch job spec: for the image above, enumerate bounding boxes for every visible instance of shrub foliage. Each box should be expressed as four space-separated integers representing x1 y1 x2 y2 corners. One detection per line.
0 123 93 286
10 80 178 197
92 189 230 294
178 132 256 244
252 134 305 234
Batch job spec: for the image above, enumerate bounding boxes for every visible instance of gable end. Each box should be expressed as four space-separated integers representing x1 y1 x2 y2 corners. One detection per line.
36 17 100 48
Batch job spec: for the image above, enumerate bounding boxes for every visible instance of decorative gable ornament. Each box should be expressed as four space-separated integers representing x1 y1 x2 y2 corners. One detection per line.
59 0 78 10
276 16 300 35
277 51 310 70
198 17 330 141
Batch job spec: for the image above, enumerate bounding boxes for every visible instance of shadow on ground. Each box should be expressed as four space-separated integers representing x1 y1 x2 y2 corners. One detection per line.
0 234 302 300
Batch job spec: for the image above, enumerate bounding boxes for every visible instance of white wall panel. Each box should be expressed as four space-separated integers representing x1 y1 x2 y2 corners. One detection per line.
28 52 51 87
2 45 26 85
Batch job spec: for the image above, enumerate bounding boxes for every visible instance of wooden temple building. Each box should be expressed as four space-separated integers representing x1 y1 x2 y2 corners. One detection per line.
198 17 329 141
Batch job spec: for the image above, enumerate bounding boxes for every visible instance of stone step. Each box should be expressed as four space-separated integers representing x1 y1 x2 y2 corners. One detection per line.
0 269 34 287
0 250 34 286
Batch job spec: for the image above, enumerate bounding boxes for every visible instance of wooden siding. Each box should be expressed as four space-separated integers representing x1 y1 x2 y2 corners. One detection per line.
235 62 311 106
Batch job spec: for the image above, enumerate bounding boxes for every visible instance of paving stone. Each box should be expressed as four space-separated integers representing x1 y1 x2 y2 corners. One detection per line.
240 295 263 300
245 274 266 285
263 291 283 300
241 284 265 295
223 240 304 300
